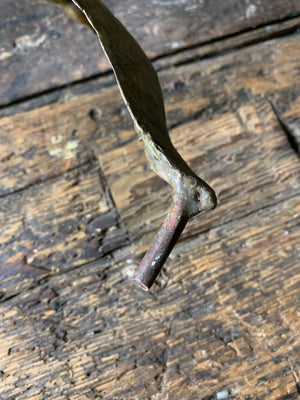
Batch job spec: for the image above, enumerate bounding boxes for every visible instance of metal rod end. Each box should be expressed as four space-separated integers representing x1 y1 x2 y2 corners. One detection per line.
133 277 149 291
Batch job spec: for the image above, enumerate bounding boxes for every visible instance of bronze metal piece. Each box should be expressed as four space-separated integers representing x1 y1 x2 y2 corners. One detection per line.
54 0 217 290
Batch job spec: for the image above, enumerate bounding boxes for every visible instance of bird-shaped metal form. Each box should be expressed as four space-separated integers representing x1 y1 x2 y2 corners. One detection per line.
50 0 217 290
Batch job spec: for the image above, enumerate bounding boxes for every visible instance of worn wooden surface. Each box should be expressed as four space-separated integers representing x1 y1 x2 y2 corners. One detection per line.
1 0 300 105
1 1 300 399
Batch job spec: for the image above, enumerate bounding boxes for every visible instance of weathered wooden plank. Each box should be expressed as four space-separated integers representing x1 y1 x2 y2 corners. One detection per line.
153 196 300 399
1 17 300 121
98 34 300 255
0 3 299 399
0 195 299 399
1 34 299 294
0 87 121 196
1 0 299 105
1 35 299 301
2 33 299 198
270 86 300 154
155 16 300 71
0 162 129 300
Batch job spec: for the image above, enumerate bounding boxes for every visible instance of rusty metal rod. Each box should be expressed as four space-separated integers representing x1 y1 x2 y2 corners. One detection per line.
133 199 189 291
134 184 216 290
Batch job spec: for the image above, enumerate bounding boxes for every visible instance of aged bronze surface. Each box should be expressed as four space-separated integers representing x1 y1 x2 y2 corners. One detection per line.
52 0 217 290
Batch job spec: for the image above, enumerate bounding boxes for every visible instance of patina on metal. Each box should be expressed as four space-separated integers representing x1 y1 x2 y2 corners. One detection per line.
53 0 217 290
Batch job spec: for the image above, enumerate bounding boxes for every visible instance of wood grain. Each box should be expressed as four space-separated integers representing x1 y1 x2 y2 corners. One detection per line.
0 88 117 196
0 195 299 399
0 5 300 400
1 17 299 120
0 161 129 300
98 35 300 255
1 0 299 104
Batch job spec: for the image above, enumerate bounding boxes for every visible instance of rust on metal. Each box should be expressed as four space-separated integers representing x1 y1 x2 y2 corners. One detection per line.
52 0 217 290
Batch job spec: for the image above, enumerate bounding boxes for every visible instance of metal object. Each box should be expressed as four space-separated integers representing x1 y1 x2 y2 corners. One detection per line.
54 0 217 290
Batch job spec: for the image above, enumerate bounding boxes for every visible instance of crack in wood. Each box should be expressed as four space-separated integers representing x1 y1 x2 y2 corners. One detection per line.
1 17 299 118
153 320 173 397
269 99 300 156
159 16 300 69
0 156 97 199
